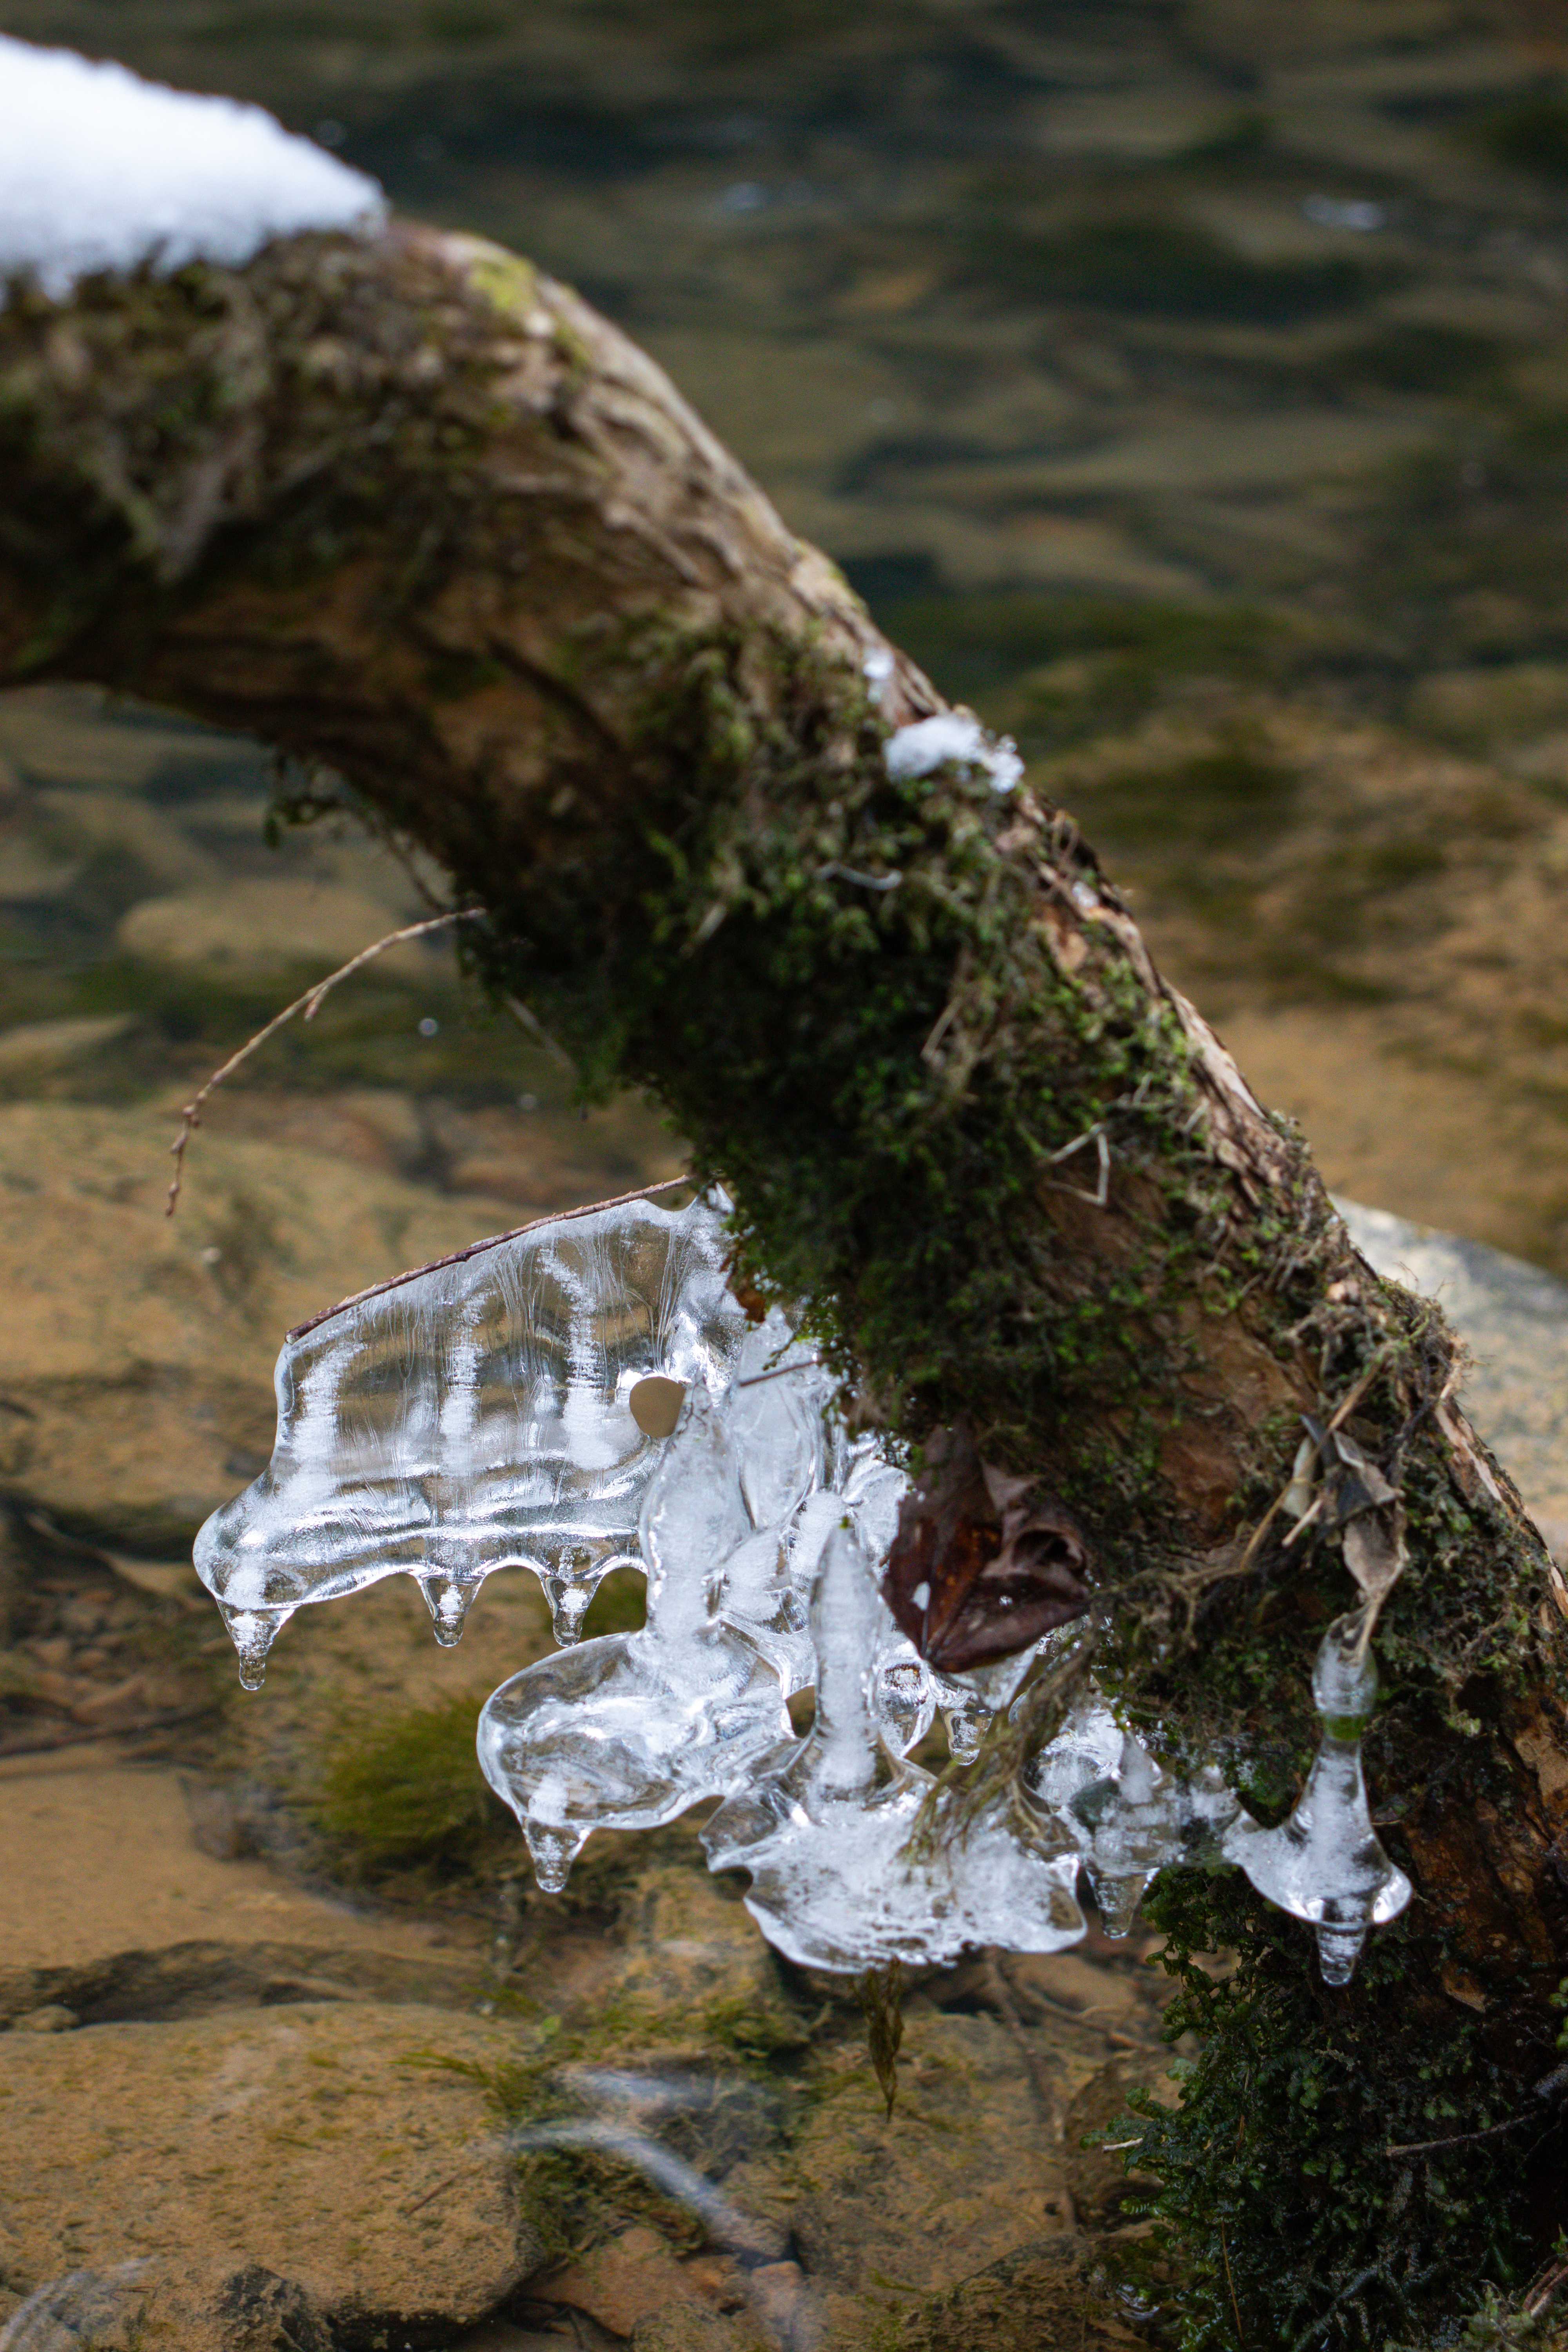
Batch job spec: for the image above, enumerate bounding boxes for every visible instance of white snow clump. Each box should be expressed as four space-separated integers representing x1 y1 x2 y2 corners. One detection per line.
0 37 384 303
883 711 1024 794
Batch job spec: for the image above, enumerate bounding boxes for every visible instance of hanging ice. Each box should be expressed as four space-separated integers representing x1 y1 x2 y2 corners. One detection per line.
194 1192 747 1681
1223 1613 1411 1984
701 1520 1087 1970
477 1387 792 1891
707 1312 835 1692
1026 1699 1239 1935
931 1645 1047 1766
192 1179 1414 1987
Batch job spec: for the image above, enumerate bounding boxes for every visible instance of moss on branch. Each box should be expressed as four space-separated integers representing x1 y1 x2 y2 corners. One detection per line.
2 223 1566 2347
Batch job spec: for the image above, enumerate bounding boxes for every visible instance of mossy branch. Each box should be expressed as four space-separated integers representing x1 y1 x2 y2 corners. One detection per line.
2 219 1565 2345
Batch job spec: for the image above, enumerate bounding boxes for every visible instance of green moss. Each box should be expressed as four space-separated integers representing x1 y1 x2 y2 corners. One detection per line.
1127 1869 1560 2351
312 1693 514 1881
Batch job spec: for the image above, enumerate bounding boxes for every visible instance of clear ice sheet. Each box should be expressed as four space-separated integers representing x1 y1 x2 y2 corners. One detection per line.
194 1193 747 1681
477 1387 791 1891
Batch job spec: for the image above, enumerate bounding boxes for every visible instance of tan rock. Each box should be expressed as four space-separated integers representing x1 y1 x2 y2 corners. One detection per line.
0 2001 540 2339
538 2223 710 2337
0 1101 526 1540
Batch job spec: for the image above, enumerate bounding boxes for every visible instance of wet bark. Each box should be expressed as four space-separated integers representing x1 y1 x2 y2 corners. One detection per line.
1 221 1564 2335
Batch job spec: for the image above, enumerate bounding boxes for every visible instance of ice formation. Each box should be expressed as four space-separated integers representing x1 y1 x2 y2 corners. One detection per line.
1223 1614 1412 1984
194 1192 748 1684
701 1521 1087 1969
0 38 384 302
198 1189 1414 1982
1027 1703 1239 1938
477 1388 791 1891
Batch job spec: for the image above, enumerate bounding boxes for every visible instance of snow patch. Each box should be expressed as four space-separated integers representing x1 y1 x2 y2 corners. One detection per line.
0 37 384 302
883 711 1024 794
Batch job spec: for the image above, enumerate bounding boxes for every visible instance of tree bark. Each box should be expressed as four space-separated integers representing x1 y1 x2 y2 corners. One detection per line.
2 221 1565 2341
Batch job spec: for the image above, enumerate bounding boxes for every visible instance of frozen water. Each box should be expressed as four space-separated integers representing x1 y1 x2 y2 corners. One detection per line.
477 1387 791 1891
1224 1614 1411 1983
1026 1698 1240 1935
873 1631 938 1754
198 1181 1413 1982
931 1645 1044 1765
702 1520 1087 1969
0 38 383 303
709 1314 834 1691
195 1192 747 1681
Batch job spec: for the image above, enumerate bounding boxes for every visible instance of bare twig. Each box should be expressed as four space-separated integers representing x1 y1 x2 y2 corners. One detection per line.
165 910 482 1214
1384 2114 1530 2159
502 991 575 1072
735 1358 823 1389
1220 2216 1246 2349
1045 1123 1111 1208
1230 1350 1395 1585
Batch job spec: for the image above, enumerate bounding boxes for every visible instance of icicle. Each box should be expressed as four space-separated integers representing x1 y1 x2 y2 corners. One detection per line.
531 1544 627 1648
415 1569 479 1647
215 1599 292 1690
873 1633 938 1755
477 1389 790 1891
1223 1613 1411 1984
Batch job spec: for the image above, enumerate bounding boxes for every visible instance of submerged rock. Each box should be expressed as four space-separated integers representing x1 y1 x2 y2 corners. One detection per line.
0 2002 541 2346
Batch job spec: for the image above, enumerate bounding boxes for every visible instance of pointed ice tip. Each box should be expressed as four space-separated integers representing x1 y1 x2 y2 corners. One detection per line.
525 1820 585 1894
418 1573 475 1646
537 1570 598 1647
216 1602 285 1691
1090 1870 1152 1940
1316 1920 1368 1985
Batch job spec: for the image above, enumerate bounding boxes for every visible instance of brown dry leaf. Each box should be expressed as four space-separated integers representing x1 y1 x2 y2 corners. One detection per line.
1342 1500 1408 1614
882 1422 1091 1671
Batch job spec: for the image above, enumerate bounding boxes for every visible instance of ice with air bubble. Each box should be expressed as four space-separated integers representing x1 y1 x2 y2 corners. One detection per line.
193 1192 747 1684
197 1190 1413 1981
1026 1701 1239 1937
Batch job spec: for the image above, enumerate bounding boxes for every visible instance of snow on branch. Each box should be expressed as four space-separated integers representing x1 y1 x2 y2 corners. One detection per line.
0 36 384 301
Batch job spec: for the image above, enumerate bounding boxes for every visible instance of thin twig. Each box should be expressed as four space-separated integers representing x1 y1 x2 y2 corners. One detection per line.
1219 2215 1246 2349
1045 1124 1110 1208
501 991 575 1072
1384 2114 1529 2159
735 1359 822 1389
165 910 481 1214
1231 1351 1394 1584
